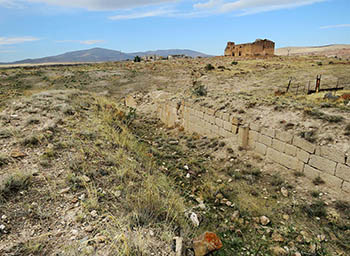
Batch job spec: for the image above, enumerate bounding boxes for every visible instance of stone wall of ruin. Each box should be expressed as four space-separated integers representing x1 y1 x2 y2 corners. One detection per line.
125 96 349 193
225 40 275 57
149 99 350 194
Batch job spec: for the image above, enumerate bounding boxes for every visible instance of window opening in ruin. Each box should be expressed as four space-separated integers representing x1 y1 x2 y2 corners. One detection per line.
239 52 242 56
232 53 235 56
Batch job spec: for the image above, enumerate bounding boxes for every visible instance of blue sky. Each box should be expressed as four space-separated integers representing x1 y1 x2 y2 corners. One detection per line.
0 0 349 62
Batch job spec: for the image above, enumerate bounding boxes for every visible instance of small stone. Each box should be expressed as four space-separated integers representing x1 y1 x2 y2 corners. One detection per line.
81 175 91 183
226 201 232 207
10 149 27 158
85 226 94 232
90 210 98 218
216 179 223 184
272 231 284 242
193 231 223 256
95 235 107 243
173 237 183 256
0 224 5 230
186 173 191 178
198 203 206 210
1 215 7 220
260 216 270 226
59 187 70 194
271 246 288 256
282 214 289 221
190 212 200 227
79 194 86 200
231 211 240 222
184 165 189 170
317 234 326 242
169 140 179 145
281 187 288 197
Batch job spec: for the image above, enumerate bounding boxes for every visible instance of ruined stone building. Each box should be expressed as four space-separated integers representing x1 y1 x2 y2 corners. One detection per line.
224 39 275 57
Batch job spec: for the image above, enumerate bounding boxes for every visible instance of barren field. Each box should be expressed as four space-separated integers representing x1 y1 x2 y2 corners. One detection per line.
0 56 350 255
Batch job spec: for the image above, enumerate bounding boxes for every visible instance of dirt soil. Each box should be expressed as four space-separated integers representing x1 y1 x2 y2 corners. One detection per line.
0 56 350 255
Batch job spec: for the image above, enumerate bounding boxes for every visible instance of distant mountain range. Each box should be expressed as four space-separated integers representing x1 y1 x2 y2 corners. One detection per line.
276 44 350 57
0 47 211 65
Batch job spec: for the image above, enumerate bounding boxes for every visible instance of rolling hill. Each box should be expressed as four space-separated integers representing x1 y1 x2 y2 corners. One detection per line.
276 44 350 57
1 48 211 65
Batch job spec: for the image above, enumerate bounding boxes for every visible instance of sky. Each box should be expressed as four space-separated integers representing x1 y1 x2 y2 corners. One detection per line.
0 0 349 62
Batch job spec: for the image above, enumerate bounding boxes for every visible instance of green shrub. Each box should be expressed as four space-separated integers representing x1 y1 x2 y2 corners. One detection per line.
133 56 141 63
231 61 238 65
192 85 207 97
205 64 215 71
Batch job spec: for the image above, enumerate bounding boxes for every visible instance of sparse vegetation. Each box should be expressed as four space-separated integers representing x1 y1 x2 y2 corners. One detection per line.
205 63 215 71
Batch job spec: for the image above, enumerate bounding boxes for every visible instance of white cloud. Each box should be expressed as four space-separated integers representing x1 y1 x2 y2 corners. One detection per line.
10 0 178 10
194 0 326 15
0 36 39 45
56 39 105 45
320 24 350 29
1 0 327 17
80 40 104 45
109 8 172 20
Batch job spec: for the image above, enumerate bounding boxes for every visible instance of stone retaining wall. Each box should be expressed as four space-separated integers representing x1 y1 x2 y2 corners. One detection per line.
126 97 350 193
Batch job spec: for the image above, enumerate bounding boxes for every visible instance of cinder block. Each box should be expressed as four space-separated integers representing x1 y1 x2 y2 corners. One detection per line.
267 148 303 171
248 130 259 148
309 155 337 175
215 117 223 127
255 142 267 155
222 113 230 122
249 123 260 132
297 149 310 163
203 113 209 122
206 108 215 116
342 181 350 193
335 164 350 182
238 126 249 149
259 134 272 147
320 173 343 190
232 117 240 126
304 164 321 180
284 144 297 157
208 115 215 124
293 136 316 154
272 139 285 152
319 146 345 164
275 130 293 143
223 121 232 131
232 125 238 134
218 127 227 138
261 127 275 138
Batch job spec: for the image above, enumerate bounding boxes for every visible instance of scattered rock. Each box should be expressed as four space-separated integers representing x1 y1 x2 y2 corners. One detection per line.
231 211 240 222
271 246 288 256
272 231 284 242
10 149 27 158
169 140 179 145
282 214 290 221
193 231 223 256
81 175 91 183
173 236 183 256
260 216 270 226
190 212 200 227
90 210 98 218
281 187 288 197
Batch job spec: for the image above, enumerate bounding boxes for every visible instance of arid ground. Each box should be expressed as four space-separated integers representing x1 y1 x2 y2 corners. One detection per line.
0 56 350 255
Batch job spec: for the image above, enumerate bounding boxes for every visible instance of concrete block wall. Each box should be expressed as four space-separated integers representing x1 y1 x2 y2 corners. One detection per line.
151 99 350 194
248 125 349 193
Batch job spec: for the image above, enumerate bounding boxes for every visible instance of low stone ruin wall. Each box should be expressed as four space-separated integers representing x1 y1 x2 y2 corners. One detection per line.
127 97 350 194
